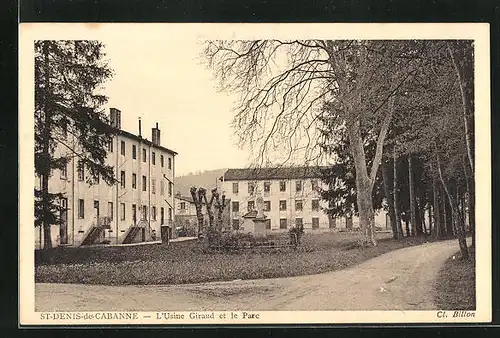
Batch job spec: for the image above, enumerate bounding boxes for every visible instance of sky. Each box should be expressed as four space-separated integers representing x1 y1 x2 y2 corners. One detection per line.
100 36 250 176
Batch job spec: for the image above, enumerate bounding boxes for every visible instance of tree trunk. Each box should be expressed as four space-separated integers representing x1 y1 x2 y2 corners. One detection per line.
469 177 476 247
408 155 417 236
190 187 205 237
427 203 433 236
202 189 215 229
436 147 469 259
381 157 398 239
347 119 377 246
431 162 441 239
393 148 403 238
214 190 227 232
418 198 427 235
447 42 474 175
441 186 448 237
463 160 475 247
42 42 52 250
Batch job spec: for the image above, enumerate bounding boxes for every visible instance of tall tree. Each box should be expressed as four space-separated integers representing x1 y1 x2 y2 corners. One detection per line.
204 40 425 245
317 120 384 228
35 40 115 249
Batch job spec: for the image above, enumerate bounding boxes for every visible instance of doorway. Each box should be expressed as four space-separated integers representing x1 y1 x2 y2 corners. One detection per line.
94 200 100 224
59 198 68 244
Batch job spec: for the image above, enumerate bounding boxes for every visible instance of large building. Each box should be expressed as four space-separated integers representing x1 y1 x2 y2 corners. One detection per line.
35 108 177 248
220 167 387 232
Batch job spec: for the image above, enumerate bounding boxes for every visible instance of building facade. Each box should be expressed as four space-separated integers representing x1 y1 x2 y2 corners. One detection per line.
221 167 387 233
35 108 177 248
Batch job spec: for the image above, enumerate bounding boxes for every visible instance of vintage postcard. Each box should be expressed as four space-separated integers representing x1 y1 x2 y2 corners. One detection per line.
19 23 491 325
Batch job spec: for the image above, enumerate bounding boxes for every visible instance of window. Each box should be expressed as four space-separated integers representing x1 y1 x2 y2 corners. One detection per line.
107 140 113 152
132 145 137 159
247 200 255 212
168 182 172 196
312 199 320 211
78 199 85 219
132 204 137 224
120 140 125 156
160 207 164 225
142 175 147 191
265 219 271 230
232 201 239 212
141 205 147 220
264 201 271 212
160 155 164 167
120 203 125 220
232 182 239 194
93 174 99 185
152 206 156 221
132 173 137 189
232 219 240 230
168 157 172 170
168 207 172 221
152 179 156 194
160 180 164 195
152 152 156 165
295 200 303 211
311 179 318 191
279 200 287 211
94 201 99 218
296 218 303 228
107 202 113 221
120 171 125 188
180 202 186 210
142 148 147 162
60 162 67 179
296 180 302 192
264 181 271 193
77 165 84 181
248 182 255 194
279 181 286 192
280 218 287 229
312 217 320 229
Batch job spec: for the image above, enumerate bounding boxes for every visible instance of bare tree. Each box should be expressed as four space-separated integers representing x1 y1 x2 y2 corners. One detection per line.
213 189 228 232
190 187 206 237
204 40 424 245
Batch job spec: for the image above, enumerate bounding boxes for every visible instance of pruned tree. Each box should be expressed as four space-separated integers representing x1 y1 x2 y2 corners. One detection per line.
35 40 115 249
213 189 228 232
202 188 216 229
190 187 206 237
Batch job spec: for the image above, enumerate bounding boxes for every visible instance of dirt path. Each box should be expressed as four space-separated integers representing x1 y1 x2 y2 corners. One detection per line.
35 239 465 311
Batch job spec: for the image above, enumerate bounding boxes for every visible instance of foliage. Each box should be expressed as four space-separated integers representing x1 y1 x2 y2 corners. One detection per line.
317 124 384 217
35 40 114 248
288 225 305 246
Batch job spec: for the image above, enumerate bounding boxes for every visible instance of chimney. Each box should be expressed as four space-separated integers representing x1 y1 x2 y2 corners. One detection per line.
152 122 161 145
138 118 142 137
110 108 121 129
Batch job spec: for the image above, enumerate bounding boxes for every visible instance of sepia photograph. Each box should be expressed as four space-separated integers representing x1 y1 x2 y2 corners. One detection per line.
19 23 491 325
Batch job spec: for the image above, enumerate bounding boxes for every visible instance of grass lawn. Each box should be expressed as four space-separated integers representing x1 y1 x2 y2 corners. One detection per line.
35 231 436 285
434 246 476 310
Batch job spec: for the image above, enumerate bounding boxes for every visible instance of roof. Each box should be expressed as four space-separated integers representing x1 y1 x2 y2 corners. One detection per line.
242 210 267 219
175 195 194 203
221 166 327 181
118 129 178 156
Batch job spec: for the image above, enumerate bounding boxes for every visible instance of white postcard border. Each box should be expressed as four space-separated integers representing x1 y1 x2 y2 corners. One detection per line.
19 22 491 325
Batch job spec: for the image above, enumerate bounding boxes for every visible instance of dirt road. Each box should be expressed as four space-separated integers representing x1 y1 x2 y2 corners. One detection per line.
35 239 465 311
